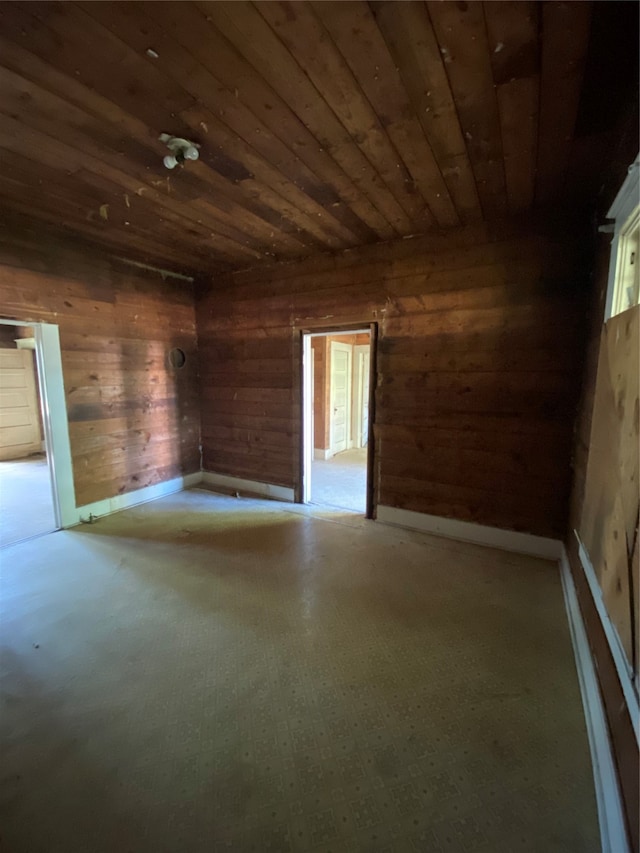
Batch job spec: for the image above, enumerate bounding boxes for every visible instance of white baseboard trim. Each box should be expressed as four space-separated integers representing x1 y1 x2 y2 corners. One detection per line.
574 531 640 747
201 471 295 502
69 471 203 526
313 448 333 460
376 505 562 559
559 547 629 853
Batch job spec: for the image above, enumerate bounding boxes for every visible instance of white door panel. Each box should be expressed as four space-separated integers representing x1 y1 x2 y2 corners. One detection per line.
352 344 371 448
0 349 42 459
330 342 352 455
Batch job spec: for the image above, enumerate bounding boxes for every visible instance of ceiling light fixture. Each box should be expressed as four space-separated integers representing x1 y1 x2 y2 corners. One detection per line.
159 134 200 170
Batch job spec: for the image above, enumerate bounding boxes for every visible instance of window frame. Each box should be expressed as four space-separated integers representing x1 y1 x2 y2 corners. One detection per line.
604 153 640 322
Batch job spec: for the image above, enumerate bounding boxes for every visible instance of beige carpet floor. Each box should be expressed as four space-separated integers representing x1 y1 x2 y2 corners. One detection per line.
0 456 57 548
0 489 599 852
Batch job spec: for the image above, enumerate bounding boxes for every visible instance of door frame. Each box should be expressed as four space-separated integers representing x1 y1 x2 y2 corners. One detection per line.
299 322 378 519
0 319 76 530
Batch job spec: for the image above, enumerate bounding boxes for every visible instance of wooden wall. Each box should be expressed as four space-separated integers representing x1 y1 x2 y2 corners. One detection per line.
0 222 200 507
197 220 586 538
579 307 638 666
568 232 639 850
565 101 639 848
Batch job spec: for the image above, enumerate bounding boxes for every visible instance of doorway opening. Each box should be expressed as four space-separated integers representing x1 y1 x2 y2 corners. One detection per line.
302 325 376 516
0 321 61 546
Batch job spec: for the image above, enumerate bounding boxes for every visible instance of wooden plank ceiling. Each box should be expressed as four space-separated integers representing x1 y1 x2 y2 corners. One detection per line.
0 1 631 275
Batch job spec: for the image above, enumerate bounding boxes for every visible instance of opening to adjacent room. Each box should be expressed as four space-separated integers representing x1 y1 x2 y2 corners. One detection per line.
0 321 57 547
301 327 374 515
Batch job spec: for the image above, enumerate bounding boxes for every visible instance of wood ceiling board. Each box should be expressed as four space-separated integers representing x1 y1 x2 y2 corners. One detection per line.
79 2 359 252
371 1 482 224
193 1 387 242
483 1 540 84
0 144 246 271
44 31 331 258
256 0 432 230
0 2 348 260
494 77 539 212
179 105 356 251
536 1 591 204
148 0 400 239
194 0 396 240
0 91 280 266
0 30 286 267
0 199 209 274
1 3 195 131
311 0 459 229
257 0 417 234
427 1 507 218
0 0 627 272
484 2 540 212
0 69 270 261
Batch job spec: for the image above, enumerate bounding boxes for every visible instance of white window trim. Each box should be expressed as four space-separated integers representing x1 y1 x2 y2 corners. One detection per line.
604 153 640 322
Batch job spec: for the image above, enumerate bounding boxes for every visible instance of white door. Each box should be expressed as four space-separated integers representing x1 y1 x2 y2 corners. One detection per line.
329 342 352 455
352 345 371 448
359 349 370 447
0 349 42 461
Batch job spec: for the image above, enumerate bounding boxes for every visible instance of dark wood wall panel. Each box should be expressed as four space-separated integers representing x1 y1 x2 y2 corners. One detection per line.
0 223 200 507
197 220 586 538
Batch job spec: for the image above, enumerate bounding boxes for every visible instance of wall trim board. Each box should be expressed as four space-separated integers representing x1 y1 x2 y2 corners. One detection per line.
201 471 295 502
376 506 562 559
70 472 203 526
574 531 640 746
313 448 333 461
559 547 630 853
